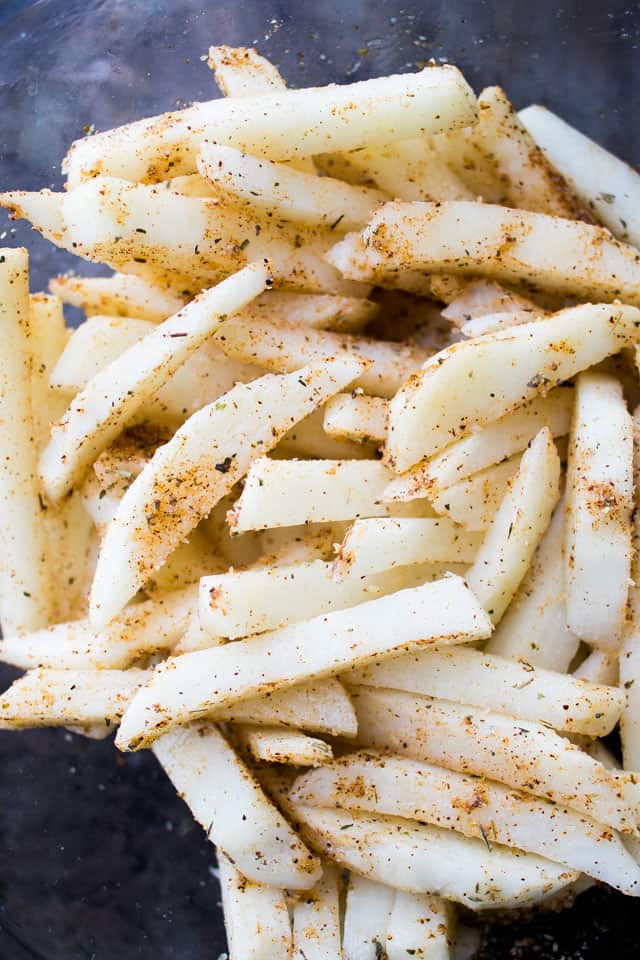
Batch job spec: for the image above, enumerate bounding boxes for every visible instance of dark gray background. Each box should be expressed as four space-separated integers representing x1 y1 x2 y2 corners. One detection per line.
1 1 640 957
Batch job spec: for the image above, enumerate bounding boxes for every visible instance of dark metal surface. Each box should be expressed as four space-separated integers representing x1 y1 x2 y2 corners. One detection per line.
1 1 640 956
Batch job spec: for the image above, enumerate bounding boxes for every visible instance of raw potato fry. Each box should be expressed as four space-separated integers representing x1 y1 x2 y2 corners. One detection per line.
238 724 333 766
344 138 473 202
90 357 363 627
441 278 543 326
429 455 522 530
343 874 394 960
386 302 640 471
520 104 640 248
353 687 637 832
621 405 640 771
292 862 342 960
213 316 428 398
565 372 633 648
152 722 321 889
115 576 492 750
147 528 225 595
248 290 379 333
217 851 293 960
291 754 640 893
323 392 387 444
29 293 68 441
0 668 150 728
228 458 434 533
465 427 561 622
49 273 186 323
574 649 619 685
51 314 155 390
208 45 288 98
0 248 54 633
385 388 572 501
277 407 376 461
334 517 480 579
336 200 640 303
63 66 478 185
385 892 451 960
215 680 358 738
293 805 578 910
41 263 269 500
431 126 506 203
472 87 590 218
460 309 547 339
198 142 389 230
346 645 624 735
487 502 580 671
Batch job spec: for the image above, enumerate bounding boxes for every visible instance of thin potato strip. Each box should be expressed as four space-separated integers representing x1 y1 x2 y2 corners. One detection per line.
574 650 619 685
431 126 506 202
343 138 473 202
441 278 543 326
460 308 549 338
343 875 394 960
208 45 288 97
247 290 379 333
429 455 522 530
237 724 333 767
215 680 357 738
217 851 293 960
115 576 492 750
277 407 377 461
292 862 342 960
620 405 640 770
385 892 452 960
323 393 387 444
49 273 186 323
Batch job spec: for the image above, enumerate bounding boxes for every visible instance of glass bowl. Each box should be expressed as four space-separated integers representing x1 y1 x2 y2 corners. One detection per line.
1 1 640 957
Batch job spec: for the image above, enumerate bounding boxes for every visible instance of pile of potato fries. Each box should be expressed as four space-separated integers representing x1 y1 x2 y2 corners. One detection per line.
3 43 640 958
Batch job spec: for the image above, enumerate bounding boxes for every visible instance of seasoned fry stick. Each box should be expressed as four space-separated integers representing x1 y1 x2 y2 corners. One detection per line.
90 357 363 627
441 278 543 327
343 875 394 960
429 454 522 530
574 649 619 685
292 862 342 960
344 138 473 202
215 680 357 738
247 291 378 333
115 576 492 750
277 407 376 461
620 406 640 770
217 851 293 960
49 273 186 323
323 393 387 444
208 45 288 97
386 892 451 960
237 725 333 766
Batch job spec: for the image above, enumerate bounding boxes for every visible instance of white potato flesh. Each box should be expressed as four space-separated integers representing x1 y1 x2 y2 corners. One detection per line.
229 458 433 533
208 45 287 97
344 138 473 202
472 87 589 218
343 874 394 960
90 357 362 628
352 687 637 832
341 200 640 303
429 455 522 530
293 805 577 910
41 263 268 500
277 407 376 461
520 104 640 248
346 644 623 735
49 272 186 323
247 290 379 333
213 316 428 398
323 393 387 444
460 308 550 338
292 862 342 960
291 753 640 893
215 679 357 738
385 388 572 501
565 372 633 648
217 851 293 960
238 724 333 767
487 502 580 671
0 667 150 728
198 142 388 230
50 314 153 390
431 126 506 202
334 517 480 578
574 649 619 685
0 248 54 633
115 575 492 750
153 722 321 889
385 892 451 960
441 278 543 326
465 427 561 622
386 302 640 471
63 66 477 185
28 293 68 444
621 406 640 770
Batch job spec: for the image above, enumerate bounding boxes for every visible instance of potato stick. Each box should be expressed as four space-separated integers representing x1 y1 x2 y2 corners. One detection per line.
229 458 434 533
215 679 357 738
487 502 580 671
49 273 186 323
198 142 388 230
465 428 560 622
386 302 640 471
90 357 363 627
248 290 378 333
339 200 640 302
347 645 623 735
238 724 333 767
41 264 268 500
292 862 342 960
565 372 633 648
217 851 293 960
430 454 522 530
520 104 640 248
51 314 153 391
621 408 640 770
343 874 394 960
0 248 54 633
574 650 619 685
441 278 543 327
213 316 428 399
0 667 150 728
255 526 339 568
29 293 68 443
160 173 217 197
291 754 640 893
386 892 451 960
460 308 548 338
292 805 577 910
334 517 481 579
144 528 225 595
323 393 387 444
277 408 376 461
385 388 572 501
0 585 197 670
352 687 637 832
431 126 506 203
201 491 263 569
326 230 442 298
345 138 473 202
472 87 590 219
63 66 477 186
208 45 287 97
153 722 320 889
115 576 492 750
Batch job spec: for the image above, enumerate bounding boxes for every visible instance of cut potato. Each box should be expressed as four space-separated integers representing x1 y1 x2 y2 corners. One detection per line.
429 455 522 530
217 851 293 960
292 862 342 960
574 649 619 685
215 679 357 738
208 44 287 98
343 874 394 960
277 407 376 461
49 272 186 323
237 724 333 767
247 290 379 333
385 892 451 960
344 138 473 202
441 278 543 327
323 393 387 444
